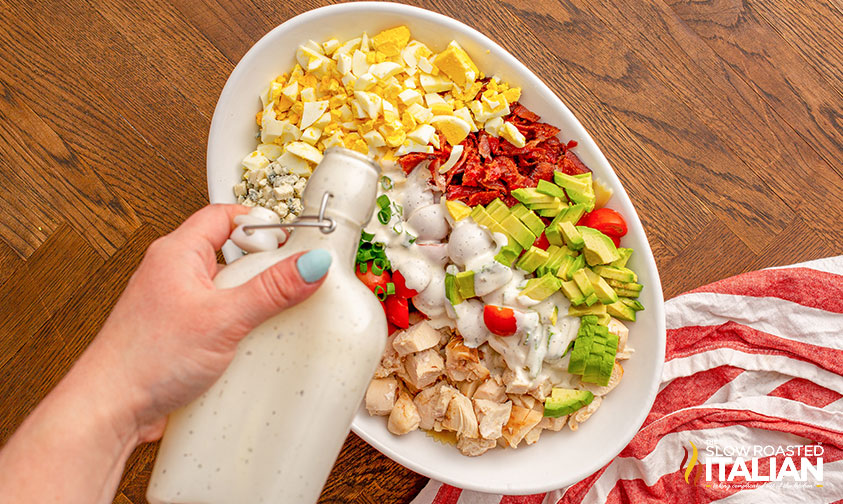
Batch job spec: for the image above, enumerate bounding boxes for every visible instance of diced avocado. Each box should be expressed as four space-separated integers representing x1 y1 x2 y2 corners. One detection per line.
538 201 568 218
470 206 493 227
556 255 575 280
444 273 462 305
536 179 567 200
559 279 585 305
567 334 592 374
516 246 550 273
522 274 561 301
606 280 643 292
568 302 608 317
542 246 566 275
560 221 584 250
446 200 472 221
494 241 523 267
501 215 536 249
559 253 585 281
583 292 600 306
455 270 476 299
607 300 637 321
486 219 509 236
596 313 611 325
582 352 604 384
615 288 641 299
620 298 645 311
578 226 620 266
543 388 594 417
518 210 546 236
557 203 588 224
584 268 619 304
605 331 619 358
509 203 529 220
511 187 556 208
553 172 591 195
486 198 510 222
545 222 564 246
593 265 637 283
528 198 565 210
572 269 595 297
611 247 633 268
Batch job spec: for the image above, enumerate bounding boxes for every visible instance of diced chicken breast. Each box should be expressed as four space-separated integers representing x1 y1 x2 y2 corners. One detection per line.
502 368 531 395
500 404 543 448
568 395 603 431
388 391 421 435
457 380 481 399
581 362 624 396
508 394 536 410
374 333 402 378
365 377 398 416
392 321 442 356
445 337 490 382
414 382 457 430
539 416 568 432
442 391 479 439
457 436 496 456
473 377 507 403
527 377 552 402
473 399 512 440
524 424 543 445
404 348 445 389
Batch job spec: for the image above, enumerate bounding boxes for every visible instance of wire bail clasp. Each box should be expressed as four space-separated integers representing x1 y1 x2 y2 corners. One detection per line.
242 192 336 235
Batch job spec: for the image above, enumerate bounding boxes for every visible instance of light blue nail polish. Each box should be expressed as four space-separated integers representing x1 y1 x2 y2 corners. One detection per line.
296 249 332 283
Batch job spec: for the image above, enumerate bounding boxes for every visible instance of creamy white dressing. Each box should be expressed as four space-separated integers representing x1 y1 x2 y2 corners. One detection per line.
453 299 488 348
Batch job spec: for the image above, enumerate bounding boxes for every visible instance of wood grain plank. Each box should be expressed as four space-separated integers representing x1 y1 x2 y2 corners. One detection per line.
0 78 141 257
0 225 157 442
663 0 843 173
496 0 790 254
92 0 233 115
0 226 103 386
746 214 839 273
0 7 208 233
0 238 22 290
572 0 843 254
0 151 60 257
748 0 843 97
112 493 133 504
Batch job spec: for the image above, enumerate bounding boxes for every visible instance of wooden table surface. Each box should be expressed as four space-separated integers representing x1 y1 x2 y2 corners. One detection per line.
1 0 841 502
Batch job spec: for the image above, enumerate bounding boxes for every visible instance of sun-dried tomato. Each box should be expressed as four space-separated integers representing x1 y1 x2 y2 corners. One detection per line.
557 150 590 175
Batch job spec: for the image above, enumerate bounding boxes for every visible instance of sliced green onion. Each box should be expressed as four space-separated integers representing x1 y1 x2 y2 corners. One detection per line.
392 202 404 217
386 282 396 295
372 260 386 275
392 222 404 234
377 208 391 224
361 230 375 242
380 176 393 190
372 242 384 253
358 262 368 274
376 194 390 209
374 285 387 301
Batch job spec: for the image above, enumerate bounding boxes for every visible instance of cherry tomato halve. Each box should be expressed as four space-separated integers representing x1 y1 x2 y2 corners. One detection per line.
533 232 550 250
578 208 628 241
483 305 518 336
392 270 419 298
385 296 410 329
356 261 391 295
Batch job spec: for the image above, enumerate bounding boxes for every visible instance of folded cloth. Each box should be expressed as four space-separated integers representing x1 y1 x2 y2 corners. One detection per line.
411 256 843 504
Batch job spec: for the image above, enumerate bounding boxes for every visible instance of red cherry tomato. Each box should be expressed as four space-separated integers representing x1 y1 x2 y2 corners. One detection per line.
392 270 419 298
533 232 550 250
578 208 628 240
483 305 518 336
356 261 391 295
387 321 400 336
385 296 410 329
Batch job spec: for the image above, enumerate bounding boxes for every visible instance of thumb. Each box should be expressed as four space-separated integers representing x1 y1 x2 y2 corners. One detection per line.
225 249 333 330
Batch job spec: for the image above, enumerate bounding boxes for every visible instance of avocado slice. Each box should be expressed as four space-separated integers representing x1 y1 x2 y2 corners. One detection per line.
582 351 605 384
494 240 523 267
593 265 637 283
556 255 575 280
615 288 641 299
444 273 462 305
536 179 567 200
559 279 585 305
620 298 645 311
486 198 510 222
555 172 596 211
509 203 529 220
577 226 620 266
567 334 592 374
558 203 588 224
584 268 619 304
518 209 546 237
559 253 585 281
541 246 566 276
470 205 494 227
596 313 612 326
516 246 550 274
560 221 585 250
543 388 594 417
521 274 561 301
511 187 557 208
583 292 600 307
568 302 608 317
607 300 637 321
545 222 564 246
455 270 476 299
607 279 643 292
572 269 595 297
611 247 634 268
538 201 568 218
501 214 536 249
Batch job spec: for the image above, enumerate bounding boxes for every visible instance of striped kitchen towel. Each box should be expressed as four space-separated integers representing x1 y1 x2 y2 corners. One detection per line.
412 256 843 504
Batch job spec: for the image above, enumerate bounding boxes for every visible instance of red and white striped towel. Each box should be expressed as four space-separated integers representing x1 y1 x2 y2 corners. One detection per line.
411 256 843 504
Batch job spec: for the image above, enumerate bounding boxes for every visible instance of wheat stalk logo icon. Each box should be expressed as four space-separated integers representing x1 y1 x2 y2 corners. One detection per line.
683 441 700 485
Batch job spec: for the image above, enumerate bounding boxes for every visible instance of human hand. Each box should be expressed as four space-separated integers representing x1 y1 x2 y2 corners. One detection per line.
86 204 332 444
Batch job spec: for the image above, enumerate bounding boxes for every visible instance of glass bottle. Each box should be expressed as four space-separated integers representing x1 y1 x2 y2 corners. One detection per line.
147 148 386 504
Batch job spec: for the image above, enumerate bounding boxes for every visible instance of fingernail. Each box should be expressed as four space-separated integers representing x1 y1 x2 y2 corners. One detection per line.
296 249 332 283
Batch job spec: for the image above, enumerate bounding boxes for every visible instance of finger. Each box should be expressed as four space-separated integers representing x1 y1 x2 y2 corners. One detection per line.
223 249 332 330
174 204 251 251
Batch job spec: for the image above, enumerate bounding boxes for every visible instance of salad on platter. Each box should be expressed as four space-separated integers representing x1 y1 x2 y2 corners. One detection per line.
234 25 645 456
